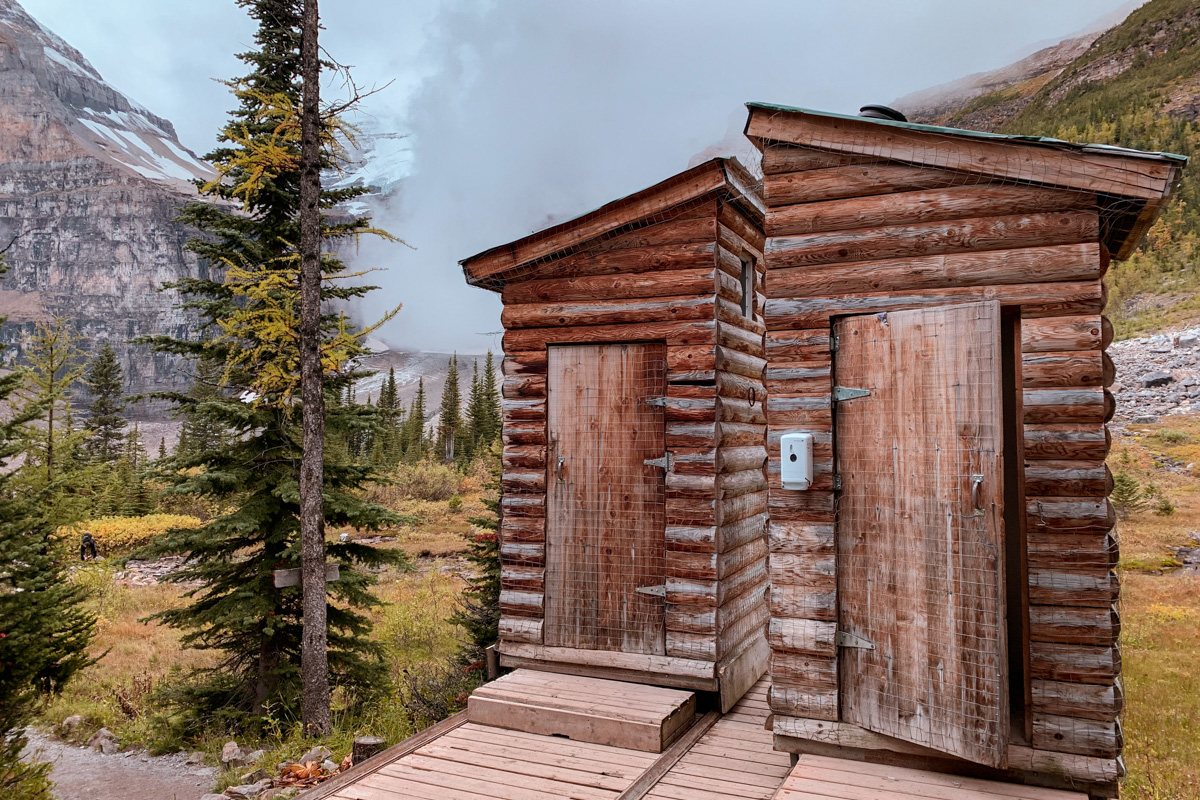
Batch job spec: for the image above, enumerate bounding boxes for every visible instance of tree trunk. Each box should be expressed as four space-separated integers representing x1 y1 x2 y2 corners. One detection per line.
298 0 330 738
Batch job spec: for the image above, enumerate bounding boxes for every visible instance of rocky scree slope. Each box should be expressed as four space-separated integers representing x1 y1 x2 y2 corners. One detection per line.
0 0 216 413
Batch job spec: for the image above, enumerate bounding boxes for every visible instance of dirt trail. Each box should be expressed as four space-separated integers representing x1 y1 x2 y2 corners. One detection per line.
22 731 217 800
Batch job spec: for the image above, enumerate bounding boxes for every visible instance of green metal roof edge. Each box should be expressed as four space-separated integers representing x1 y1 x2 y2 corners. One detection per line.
745 102 1188 164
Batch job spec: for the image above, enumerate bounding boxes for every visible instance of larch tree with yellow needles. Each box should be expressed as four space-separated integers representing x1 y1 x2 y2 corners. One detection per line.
138 0 410 732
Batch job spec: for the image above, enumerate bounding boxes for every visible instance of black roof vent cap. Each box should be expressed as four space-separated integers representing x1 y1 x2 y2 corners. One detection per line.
859 104 907 122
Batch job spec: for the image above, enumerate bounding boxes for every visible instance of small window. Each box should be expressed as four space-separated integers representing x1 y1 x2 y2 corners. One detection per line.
739 257 755 317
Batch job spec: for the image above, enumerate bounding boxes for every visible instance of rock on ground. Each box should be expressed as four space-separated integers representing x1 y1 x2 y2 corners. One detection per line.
22 731 217 800
1111 326 1200 426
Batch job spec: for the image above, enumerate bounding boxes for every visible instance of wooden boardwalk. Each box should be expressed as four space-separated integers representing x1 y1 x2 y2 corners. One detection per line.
315 677 788 800
775 754 1088 800
309 676 1086 800
644 678 792 800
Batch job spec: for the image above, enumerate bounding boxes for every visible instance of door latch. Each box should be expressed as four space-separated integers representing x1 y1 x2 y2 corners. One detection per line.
643 452 675 471
836 630 875 650
643 396 667 407
636 585 666 597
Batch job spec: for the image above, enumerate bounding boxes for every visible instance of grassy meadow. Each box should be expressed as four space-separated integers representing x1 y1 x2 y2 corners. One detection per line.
1109 416 1200 799
34 463 488 789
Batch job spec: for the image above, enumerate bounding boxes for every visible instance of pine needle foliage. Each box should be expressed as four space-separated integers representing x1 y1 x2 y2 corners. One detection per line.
451 442 501 672
83 343 127 465
0 257 96 800
138 0 409 731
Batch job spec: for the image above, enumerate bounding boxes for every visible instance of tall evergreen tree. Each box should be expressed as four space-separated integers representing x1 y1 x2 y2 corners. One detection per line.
437 355 462 464
451 440 500 672
480 350 501 446
177 357 226 457
139 0 406 727
16 319 91 526
402 378 428 462
0 256 96 800
462 359 484 461
83 343 126 465
370 367 402 467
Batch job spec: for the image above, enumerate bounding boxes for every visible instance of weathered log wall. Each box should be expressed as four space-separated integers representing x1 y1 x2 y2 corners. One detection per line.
495 195 769 697
758 143 1122 790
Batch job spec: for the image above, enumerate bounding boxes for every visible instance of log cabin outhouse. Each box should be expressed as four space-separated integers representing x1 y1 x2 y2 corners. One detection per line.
743 103 1185 797
460 157 771 712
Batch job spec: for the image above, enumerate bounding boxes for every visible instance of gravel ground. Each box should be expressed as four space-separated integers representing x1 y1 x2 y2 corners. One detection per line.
22 731 217 800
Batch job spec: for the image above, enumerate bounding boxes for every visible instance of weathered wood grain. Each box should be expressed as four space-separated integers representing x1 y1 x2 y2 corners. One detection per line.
544 343 667 655
503 267 720 305
1032 714 1122 758
768 243 1103 298
746 106 1177 200
503 319 715 352
1029 605 1119 646
766 280 1103 330
764 163 960 205
833 301 1007 767
1030 642 1120 685
1023 423 1111 460
1023 388 1114 424
764 183 1095 236
1022 351 1113 388
503 294 715 330
766 211 1098 270
1022 315 1112 353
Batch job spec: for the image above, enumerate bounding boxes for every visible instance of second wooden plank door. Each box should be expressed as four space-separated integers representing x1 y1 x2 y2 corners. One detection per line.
545 342 668 655
834 301 1008 767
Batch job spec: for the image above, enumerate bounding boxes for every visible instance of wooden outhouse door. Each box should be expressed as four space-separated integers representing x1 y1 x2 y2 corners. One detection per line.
544 342 668 655
833 302 1008 767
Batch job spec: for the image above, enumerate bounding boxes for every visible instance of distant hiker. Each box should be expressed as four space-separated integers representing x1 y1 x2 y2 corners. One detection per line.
80 532 99 561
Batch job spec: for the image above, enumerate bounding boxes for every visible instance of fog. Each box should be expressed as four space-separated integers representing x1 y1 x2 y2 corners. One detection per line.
22 0 1140 353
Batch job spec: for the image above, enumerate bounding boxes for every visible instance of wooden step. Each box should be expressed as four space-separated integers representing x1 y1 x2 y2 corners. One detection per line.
775 754 1089 800
467 668 697 753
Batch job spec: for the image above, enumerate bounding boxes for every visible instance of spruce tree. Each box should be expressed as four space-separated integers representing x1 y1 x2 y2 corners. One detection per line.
177 357 225 457
0 256 96 800
83 343 126 465
451 440 501 672
481 350 501 446
402 378 428 462
462 359 483 461
139 0 406 727
437 355 462 464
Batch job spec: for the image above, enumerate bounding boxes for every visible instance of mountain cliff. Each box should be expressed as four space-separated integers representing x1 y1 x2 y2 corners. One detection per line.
896 0 1200 339
0 0 216 413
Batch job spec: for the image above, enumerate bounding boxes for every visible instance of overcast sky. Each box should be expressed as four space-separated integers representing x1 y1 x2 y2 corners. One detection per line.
23 0 1140 354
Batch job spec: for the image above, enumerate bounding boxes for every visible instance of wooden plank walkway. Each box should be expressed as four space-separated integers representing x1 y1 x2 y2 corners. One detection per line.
326 720 660 800
775 754 1089 800
643 677 792 800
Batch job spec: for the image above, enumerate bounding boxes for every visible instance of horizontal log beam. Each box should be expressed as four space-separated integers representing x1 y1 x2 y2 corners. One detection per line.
1023 388 1114 424
763 163 959 205
767 243 1104 299
764 184 1095 236
1022 315 1112 353
502 266 719 305
1024 423 1110 460
504 320 715 352
502 294 714 330
1030 642 1120 685
766 211 1099 271
1030 604 1119 646
1022 350 1113 388
765 280 1103 330
1024 460 1112 497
